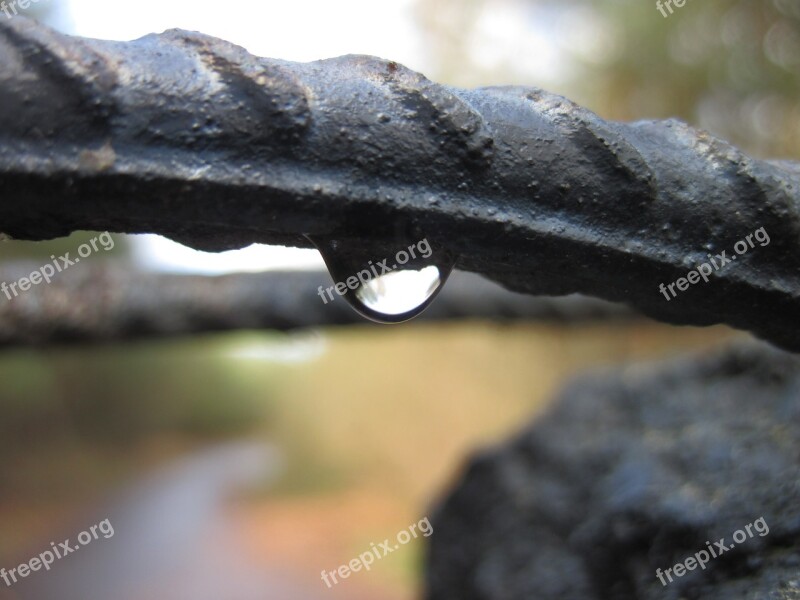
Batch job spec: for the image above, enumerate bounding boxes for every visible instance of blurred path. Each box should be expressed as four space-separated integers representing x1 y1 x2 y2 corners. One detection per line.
6 441 368 600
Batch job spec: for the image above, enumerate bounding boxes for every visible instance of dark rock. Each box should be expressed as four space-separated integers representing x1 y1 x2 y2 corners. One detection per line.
425 343 800 599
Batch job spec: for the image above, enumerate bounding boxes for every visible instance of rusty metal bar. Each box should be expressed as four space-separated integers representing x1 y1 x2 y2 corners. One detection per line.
0 18 797 349
0 265 632 347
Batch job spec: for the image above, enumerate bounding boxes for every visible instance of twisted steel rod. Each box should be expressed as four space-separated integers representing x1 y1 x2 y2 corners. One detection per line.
0 18 797 349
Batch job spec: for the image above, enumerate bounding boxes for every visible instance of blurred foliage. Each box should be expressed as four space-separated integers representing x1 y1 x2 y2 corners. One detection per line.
414 0 800 159
0 334 282 498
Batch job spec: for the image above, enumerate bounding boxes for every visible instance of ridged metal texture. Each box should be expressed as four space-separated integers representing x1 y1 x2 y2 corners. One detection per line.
0 18 797 349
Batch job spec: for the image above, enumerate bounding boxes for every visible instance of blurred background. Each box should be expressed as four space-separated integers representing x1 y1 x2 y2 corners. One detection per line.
0 0 797 598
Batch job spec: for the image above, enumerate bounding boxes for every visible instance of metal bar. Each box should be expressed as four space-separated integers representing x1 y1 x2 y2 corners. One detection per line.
0 265 633 346
0 18 797 349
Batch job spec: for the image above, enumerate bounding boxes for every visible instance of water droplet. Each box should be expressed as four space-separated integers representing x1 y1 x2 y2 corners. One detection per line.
306 235 455 324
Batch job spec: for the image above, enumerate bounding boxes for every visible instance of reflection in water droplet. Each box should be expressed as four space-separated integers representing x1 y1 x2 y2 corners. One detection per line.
306 235 455 324
356 266 442 317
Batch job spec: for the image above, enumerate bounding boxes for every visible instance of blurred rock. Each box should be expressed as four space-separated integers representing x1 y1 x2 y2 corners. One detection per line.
425 343 800 599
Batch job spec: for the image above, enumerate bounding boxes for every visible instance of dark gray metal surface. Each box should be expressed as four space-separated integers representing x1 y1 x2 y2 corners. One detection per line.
0 18 797 349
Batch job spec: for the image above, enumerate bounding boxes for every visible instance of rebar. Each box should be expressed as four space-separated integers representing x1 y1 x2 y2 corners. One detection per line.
0 18 797 349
